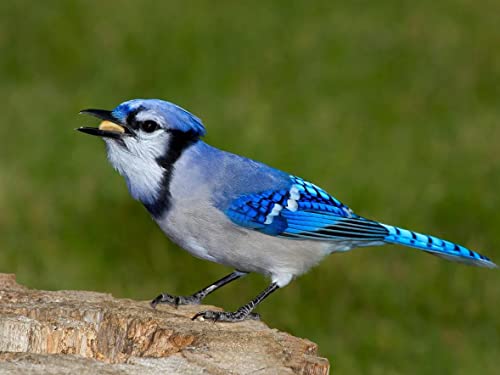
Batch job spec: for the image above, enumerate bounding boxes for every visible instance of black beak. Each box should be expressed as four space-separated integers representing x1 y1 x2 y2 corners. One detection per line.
79 109 118 122
77 109 134 138
77 126 123 139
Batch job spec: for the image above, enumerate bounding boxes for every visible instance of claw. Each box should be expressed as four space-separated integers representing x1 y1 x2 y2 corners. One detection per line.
150 293 202 309
248 312 261 321
191 309 258 323
191 312 204 321
192 310 217 321
150 294 163 309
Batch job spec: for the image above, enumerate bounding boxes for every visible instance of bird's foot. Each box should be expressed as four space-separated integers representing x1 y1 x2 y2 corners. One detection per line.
191 309 260 322
150 293 201 309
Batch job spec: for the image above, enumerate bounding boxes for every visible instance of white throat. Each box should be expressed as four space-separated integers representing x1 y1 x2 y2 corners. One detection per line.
104 138 166 205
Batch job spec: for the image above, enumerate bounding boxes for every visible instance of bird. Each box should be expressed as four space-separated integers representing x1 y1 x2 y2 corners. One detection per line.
77 98 497 322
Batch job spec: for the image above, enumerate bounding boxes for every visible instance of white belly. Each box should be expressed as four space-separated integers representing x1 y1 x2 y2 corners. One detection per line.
154 201 332 286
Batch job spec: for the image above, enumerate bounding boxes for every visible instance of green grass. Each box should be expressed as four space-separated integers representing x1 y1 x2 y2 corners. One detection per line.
1 1 499 373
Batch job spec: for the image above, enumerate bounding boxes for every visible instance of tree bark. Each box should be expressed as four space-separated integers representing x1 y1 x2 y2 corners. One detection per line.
0 274 329 374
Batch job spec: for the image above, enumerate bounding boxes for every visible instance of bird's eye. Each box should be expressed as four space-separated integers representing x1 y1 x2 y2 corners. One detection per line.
140 120 160 133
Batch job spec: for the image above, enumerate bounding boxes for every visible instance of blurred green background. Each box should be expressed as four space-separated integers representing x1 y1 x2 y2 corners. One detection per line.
1 0 499 373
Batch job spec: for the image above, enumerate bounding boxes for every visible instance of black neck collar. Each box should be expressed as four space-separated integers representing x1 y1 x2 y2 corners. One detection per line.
144 129 199 218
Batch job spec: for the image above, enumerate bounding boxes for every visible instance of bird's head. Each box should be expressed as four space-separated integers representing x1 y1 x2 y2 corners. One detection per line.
78 99 205 207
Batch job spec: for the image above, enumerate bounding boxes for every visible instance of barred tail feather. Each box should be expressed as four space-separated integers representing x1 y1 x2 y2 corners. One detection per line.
381 224 497 268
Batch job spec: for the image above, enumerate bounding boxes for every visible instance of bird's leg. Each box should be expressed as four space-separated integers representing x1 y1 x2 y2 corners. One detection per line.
192 282 279 322
150 271 247 308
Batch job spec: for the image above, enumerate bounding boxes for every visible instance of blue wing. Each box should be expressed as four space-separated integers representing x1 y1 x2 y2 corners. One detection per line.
225 175 389 240
225 176 497 267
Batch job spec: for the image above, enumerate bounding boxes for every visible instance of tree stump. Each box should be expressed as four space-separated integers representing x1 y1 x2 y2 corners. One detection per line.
0 274 329 374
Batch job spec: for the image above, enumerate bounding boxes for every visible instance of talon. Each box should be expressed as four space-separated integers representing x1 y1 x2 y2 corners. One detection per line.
192 312 204 321
191 309 255 323
192 310 218 322
150 294 163 309
249 312 260 320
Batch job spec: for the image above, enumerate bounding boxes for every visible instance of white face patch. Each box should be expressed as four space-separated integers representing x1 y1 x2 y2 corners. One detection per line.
104 130 171 204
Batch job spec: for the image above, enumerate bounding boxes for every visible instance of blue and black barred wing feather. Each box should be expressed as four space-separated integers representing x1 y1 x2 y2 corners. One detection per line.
226 175 389 241
226 175 497 268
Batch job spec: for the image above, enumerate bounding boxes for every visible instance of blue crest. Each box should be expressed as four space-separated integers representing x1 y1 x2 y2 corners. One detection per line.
112 99 206 136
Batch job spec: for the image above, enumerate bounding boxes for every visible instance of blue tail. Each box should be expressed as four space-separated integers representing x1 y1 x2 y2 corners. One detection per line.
381 224 497 268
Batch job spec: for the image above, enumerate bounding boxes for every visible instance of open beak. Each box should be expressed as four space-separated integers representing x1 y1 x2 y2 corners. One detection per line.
77 109 134 139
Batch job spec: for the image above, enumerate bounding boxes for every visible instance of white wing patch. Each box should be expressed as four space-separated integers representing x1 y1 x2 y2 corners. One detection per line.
286 185 301 212
264 203 283 224
264 185 302 225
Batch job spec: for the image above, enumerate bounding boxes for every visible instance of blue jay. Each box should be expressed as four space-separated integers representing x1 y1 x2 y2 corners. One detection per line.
78 99 496 322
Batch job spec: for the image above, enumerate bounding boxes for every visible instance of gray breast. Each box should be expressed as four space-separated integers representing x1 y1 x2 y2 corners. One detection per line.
151 142 333 281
